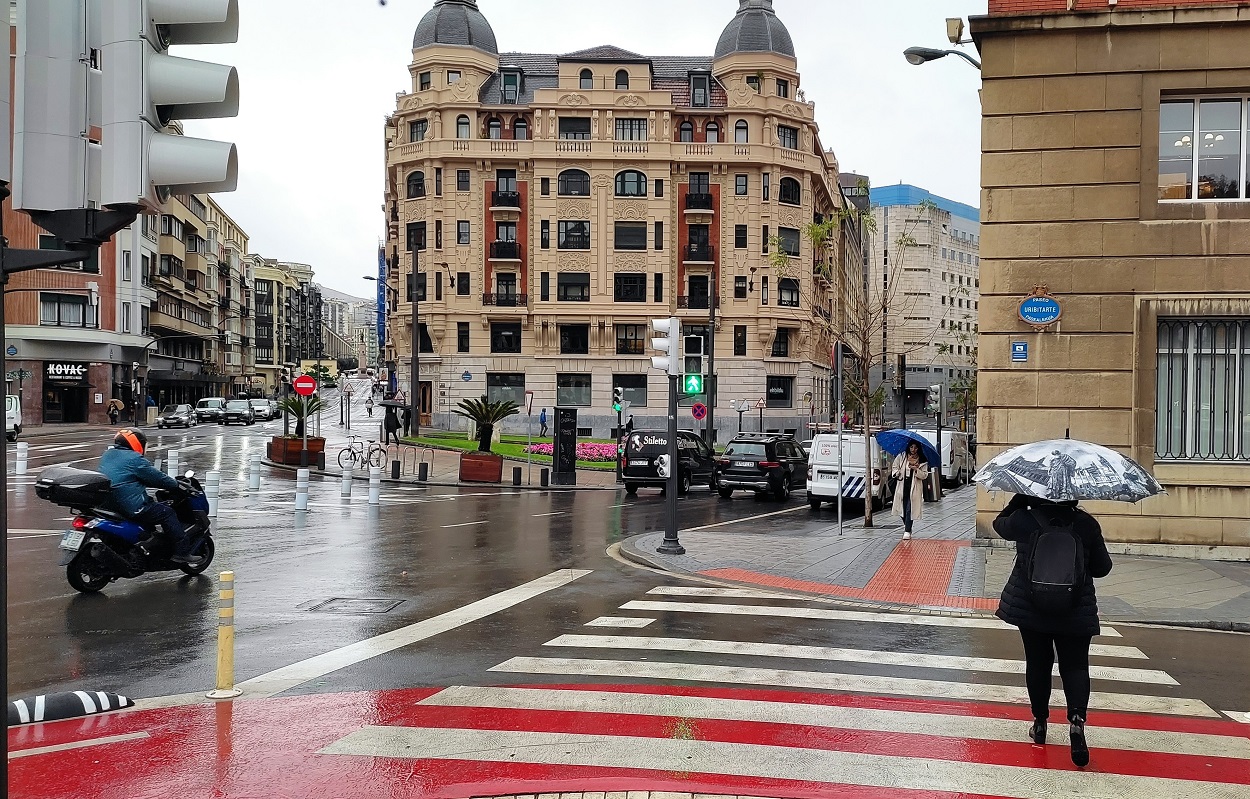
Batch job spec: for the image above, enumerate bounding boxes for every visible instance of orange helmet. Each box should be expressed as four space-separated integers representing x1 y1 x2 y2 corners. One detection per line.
113 428 148 454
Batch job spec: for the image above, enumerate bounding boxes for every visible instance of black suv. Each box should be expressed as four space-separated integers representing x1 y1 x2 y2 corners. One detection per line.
622 430 716 496
715 433 808 501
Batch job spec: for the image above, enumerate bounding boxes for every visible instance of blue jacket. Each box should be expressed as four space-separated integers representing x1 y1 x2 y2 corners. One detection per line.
99 448 178 516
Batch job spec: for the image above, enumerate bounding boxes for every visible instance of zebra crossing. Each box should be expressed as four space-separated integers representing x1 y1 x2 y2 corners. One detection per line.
320 583 1250 797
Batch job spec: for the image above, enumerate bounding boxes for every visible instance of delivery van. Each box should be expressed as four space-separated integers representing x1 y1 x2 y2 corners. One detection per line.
806 432 895 510
915 429 974 487
6 394 22 442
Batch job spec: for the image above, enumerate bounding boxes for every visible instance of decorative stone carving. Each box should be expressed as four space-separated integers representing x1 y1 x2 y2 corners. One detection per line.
802 127 813 151
591 173 611 191
558 200 591 217
617 94 645 107
614 200 646 220
779 210 799 228
592 109 600 138
409 201 428 219
399 95 424 111
612 253 647 272
558 252 592 271
451 73 476 102
662 111 670 141
560 93 588 106
781 103 801 118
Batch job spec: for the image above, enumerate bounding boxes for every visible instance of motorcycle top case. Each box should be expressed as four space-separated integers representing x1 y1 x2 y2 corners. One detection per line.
35 466 114 509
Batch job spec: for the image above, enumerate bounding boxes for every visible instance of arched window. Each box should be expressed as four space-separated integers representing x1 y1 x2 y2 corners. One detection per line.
513 119 528 140
735 119 749 143
614 170 647 197
779 177 802 205
557 168 591 196
407 171 426 199
706 122 719 143
615 69 629 90
487 118 502 139
579 69 593 90
679 121 694 143
456 115 470 139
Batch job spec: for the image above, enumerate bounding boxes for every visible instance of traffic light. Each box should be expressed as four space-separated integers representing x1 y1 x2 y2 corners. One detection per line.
655 453 671 479
926 384 942 416
612 386 623 412
683 334 706 394
650 317 680 376
100 0 241 210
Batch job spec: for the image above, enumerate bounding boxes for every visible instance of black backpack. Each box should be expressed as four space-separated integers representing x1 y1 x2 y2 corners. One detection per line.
1026 508 1086 612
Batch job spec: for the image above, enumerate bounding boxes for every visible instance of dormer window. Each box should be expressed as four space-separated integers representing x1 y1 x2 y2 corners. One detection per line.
776 78 789 98
419 71 431 91
501 71 520 104
447 70 461 85
746 75 761 93
691 73 710 108
579 69 593 90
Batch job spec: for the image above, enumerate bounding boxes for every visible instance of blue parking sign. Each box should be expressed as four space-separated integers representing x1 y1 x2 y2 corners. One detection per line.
1011 341 1028 362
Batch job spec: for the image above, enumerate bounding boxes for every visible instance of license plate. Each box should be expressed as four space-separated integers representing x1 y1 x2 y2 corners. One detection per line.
59 530 86 551
733 461 754 468
819 472 835 480
629 459 650 467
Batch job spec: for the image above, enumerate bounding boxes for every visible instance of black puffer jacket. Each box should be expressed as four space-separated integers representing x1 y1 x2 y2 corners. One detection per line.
994 495 1113 638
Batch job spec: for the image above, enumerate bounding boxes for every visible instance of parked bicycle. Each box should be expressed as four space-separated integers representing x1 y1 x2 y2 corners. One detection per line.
338 436 385 470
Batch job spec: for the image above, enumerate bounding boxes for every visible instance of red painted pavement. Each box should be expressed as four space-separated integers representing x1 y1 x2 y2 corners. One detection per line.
702 540 1000 610
8 684 1247 799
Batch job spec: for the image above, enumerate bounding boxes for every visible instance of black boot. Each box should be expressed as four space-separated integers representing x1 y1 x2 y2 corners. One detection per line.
1069 715 1089 767
1028 718 1047 745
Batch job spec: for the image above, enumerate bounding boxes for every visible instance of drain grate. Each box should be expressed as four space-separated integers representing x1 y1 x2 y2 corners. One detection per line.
300 598 405 614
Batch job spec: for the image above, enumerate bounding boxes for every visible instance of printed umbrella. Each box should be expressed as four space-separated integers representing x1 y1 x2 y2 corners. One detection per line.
874 429 940 466
972 439 1164 503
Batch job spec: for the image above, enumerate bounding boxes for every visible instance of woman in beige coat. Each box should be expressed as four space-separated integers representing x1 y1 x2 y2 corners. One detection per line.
891 441 930 540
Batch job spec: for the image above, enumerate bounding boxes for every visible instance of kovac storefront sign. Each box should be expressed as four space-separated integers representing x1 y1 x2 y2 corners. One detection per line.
45 362 90 385
1018 286 1062 332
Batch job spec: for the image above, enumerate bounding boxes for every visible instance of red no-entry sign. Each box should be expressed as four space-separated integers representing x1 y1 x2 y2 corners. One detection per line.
292 375 317 397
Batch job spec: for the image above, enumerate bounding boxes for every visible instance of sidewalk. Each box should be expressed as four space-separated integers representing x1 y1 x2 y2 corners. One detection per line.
620 486 1250 630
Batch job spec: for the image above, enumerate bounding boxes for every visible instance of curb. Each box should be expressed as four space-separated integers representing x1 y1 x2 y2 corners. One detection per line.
261 458 621 492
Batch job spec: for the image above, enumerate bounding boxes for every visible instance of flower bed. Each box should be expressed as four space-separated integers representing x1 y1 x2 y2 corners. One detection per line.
524 442 619 462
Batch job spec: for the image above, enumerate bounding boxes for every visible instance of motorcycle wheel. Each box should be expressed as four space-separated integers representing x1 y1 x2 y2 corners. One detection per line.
179 537 215 576
66 553 111 593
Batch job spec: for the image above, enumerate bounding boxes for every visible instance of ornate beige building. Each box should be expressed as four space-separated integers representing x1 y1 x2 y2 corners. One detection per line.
383 0 861 438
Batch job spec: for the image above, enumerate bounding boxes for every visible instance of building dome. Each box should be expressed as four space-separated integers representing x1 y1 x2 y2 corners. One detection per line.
413 0 498 55
714 0 795 60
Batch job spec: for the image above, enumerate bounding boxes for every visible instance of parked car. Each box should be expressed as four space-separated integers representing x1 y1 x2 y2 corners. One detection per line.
805 432 896 511
622 429 717 496
714 432 808 501
6 394 21 442
220 399 255 425
195 397 226 422
156 404 198 429
249 399 275 421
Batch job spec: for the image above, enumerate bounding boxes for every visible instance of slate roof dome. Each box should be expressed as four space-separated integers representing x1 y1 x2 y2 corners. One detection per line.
714 0 795 60
413 0 498 55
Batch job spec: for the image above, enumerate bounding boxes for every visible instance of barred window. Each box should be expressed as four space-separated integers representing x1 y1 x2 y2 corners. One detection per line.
1157 319 1250 461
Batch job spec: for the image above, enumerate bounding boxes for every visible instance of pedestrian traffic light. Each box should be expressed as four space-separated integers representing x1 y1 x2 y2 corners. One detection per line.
655 453 671 478
650 317 680 376
926 383 942 416
612 386 623 412
683 334 704 376
100 0 241 210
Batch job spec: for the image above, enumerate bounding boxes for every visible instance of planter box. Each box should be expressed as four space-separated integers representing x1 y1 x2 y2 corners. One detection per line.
268 436 326 466
459 451 504 483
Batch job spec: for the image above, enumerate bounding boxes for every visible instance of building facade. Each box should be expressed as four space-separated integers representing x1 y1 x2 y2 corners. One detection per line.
869 185 980 425
382 0 860 438
972 1 1250 549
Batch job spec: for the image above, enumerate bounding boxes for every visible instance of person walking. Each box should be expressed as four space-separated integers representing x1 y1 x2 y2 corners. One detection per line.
890 440 930 540
401 406 412 438
364 396 374 417
383 405 401 446
539 407 549 438
994 493 1113 769
107 401 120 425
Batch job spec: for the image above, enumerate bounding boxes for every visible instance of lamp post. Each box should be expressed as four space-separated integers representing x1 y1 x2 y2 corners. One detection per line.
902 46 981 70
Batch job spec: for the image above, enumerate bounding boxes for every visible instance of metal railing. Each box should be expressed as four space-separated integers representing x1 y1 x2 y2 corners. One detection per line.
677 295 718 310
684 193 714 211
489 240 521 259
490 190 521 208
683 244 715 262
483 293 527 307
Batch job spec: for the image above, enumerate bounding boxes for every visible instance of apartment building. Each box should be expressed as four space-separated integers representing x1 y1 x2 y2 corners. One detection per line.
204 198 256 397
868 184 980 423
251 259 325 395
382 0 861 438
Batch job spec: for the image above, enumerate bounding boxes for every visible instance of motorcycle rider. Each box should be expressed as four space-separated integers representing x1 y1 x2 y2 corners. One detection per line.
98 428 201 565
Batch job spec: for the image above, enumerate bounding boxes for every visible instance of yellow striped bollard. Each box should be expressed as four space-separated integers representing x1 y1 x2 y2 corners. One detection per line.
206 571 243 699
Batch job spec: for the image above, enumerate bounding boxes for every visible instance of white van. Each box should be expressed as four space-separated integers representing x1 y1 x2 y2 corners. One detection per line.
806 432 895 510
6 395 21 442
915 429 974 487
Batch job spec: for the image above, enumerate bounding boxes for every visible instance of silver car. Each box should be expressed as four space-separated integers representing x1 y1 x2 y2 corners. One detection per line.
250 399 274 420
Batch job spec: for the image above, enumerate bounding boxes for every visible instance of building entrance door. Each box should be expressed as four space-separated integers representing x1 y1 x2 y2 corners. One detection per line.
43 387 88 423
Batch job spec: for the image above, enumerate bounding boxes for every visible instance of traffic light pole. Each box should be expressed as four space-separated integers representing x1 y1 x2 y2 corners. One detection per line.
615 406 623 484
706 291 716 447
657 373 684 555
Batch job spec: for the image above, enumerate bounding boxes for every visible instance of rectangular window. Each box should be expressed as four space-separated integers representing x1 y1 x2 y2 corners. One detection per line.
654 272 664 303
734 325 747 356
435 274 443 301
767 376 794 408
419 71 431 91
655 178 664 197
448 70 461 85
778 226 801 257
690 172 710 194
778 125 799 150
734 275 747 298
409 120 428 142
541 220 550 249
557 273 590 302
1158 98 1249 201
501 71 519 103
614 118 648 141
457 220 470 245
122 302 132 333
735 174 748 195
557 220 591 250
435 219 443 249
434 167 442 196
39 292 95 328
614 374 648 407
615 324 646 355
654 221 664 251
487 372 525 405
456 272 470 295
495 221 517 242
746 75 760 93
496 169 517 192
776 78 789 98
38 234 98 273
541 177 550 196
406 222 426 251
691 74 710 108
540 272 550 301
457 169 470 191
1156 318 1250 461
406 272 427 302
558 117 591 140
734 225 748 249
763 172 771 201
556 373 592 406
614 273 647 302
122 250 132 282
559 325 590 355
762 225 769 254
778 277 800 307
771 328 790 358
490 322 522 354
761 276 769 305
614 221 647 250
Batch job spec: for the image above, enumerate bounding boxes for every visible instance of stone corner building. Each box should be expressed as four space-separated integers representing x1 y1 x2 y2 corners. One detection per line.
382 0 861 438
971 0 1250 549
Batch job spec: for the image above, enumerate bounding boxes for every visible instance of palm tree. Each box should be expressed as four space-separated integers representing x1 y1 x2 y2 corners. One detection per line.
276 395 325 439
453 396 520 453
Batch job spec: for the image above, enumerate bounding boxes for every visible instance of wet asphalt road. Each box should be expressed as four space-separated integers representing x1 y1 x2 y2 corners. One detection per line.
6 410 1250 722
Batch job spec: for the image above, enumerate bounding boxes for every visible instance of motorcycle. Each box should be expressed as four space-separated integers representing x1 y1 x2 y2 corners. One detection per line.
35 465 216 594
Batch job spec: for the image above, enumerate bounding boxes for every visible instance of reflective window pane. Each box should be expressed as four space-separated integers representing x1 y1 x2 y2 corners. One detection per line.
1197 100 1242 199
1158 100 1194 200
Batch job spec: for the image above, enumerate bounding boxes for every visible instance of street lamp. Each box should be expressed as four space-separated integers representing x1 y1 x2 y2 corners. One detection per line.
903 46 981 69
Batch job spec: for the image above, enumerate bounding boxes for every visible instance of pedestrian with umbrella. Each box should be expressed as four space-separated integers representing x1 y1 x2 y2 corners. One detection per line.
874 429 939 541
974 438 1163 769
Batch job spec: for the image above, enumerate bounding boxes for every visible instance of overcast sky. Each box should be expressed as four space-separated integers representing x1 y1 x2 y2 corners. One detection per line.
183 0 987 298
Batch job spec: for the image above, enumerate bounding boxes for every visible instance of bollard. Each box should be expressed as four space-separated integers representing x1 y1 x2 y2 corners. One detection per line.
15 442 28 475
295 468 309 511
391 460 400 480
540 468 550 488
206 571 243 699
340 466 353 498
167 449 180 477
248 454 262 491
368 465 381 505
205 470 221 518
513 466 522 487
417 461 428 482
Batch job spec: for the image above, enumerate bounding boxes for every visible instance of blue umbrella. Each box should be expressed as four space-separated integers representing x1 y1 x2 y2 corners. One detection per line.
875 429 940 466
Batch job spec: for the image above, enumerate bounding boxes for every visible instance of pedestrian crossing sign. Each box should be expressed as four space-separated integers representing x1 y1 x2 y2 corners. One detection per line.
683 374 704 394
